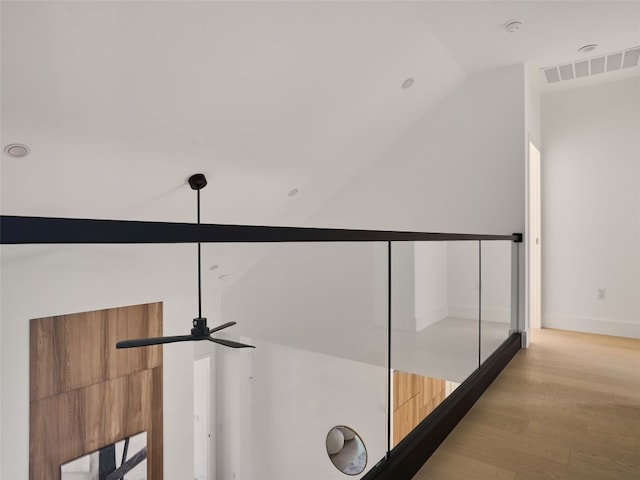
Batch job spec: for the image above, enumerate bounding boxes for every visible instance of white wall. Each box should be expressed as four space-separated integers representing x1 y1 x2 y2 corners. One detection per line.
0 244 201 479
541 77 640 338
480 241 514 324
414 242 448 329
308 64 526 235
391 242 449 332
391 242 418 331
221 243 386 364
447 242 480 321
199 339 387 480
525 64 542 151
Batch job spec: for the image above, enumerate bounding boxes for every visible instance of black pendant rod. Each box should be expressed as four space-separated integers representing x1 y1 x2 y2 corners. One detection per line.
197 187 202 319
188 173 208 320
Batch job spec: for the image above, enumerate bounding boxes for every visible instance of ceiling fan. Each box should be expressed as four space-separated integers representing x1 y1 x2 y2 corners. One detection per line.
116 173 255 350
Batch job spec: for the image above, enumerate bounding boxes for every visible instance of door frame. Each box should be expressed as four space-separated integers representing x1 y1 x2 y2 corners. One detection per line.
525 135 542 343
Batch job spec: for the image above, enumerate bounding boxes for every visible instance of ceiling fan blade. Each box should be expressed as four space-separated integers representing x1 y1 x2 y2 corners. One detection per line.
116 335 195 349
208 337 255 349
208 321 237 334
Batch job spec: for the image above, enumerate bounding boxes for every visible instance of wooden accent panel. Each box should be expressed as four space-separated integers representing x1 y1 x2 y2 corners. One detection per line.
394 370 420 408
394 394 421 444
29 303 163 480
393 371 446 446
106 303 162 380
30 310 107 402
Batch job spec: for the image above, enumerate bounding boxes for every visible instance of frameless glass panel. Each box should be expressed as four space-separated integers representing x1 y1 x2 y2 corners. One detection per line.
3 242 388 479
480 240 514 363
200 242 389 479
389 241 479 447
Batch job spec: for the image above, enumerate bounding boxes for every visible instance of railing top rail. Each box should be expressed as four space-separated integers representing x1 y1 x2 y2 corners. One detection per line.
0 215 522 245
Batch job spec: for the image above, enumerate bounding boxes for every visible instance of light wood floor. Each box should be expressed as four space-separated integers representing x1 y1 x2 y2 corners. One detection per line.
412 328 640 480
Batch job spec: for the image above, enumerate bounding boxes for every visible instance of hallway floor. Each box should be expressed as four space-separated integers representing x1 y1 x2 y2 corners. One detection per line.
412 328 640 480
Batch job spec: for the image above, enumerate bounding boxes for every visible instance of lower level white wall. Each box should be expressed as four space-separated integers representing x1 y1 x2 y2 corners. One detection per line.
541 77 640 338
202 339 387 480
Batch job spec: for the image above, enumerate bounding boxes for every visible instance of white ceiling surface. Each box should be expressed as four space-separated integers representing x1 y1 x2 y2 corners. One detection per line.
3 1 639 227
1 1 467 226
418 1 640 79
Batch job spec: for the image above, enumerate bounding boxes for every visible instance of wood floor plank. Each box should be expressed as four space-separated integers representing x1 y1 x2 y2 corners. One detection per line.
413 328 640 480
412 450 516 480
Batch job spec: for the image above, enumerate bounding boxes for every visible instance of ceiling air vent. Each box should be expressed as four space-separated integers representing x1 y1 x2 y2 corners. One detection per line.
541 47 640 85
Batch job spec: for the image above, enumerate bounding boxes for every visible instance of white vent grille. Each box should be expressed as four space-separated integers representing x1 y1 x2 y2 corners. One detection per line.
541 47 640 84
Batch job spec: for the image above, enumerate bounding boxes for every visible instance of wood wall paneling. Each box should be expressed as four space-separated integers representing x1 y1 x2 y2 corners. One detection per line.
30 310 107 402
106 303 162 380
29 303 163 480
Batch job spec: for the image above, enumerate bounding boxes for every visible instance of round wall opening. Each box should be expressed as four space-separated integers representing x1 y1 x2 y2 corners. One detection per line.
325 425 367 475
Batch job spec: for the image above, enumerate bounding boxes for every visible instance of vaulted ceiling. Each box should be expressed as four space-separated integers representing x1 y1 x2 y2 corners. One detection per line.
2 1 639 228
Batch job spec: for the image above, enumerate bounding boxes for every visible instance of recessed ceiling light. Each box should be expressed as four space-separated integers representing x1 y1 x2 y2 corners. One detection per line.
288 188 299 196
4 143 30 158
402 78 414 89
504 20 524 33
578 44 599 53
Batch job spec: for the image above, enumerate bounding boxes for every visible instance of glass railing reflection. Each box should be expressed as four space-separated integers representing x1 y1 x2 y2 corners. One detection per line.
480 240 514 363
390 241 480 446
210 242 389 479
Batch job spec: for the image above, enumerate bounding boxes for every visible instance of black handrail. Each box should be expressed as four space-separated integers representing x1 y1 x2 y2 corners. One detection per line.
0 215 522 245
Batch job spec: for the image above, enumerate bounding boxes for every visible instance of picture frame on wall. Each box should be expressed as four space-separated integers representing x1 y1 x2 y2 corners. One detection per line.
61 431 147 480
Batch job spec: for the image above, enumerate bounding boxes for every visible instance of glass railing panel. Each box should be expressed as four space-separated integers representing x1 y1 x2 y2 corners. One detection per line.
480 240 514 363
206 242 389 479
2 241 388 479
389 240 479 447
2 233 518 478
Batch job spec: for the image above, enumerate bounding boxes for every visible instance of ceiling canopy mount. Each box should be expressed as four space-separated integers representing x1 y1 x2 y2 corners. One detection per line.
188 173 207 190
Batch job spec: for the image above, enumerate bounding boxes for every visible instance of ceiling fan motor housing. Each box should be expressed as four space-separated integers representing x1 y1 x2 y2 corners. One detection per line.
192 317 209 336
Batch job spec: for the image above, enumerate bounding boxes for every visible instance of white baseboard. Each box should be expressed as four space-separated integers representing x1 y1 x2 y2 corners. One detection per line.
415 306 448 330
542 314 640 339
448 305 510 324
